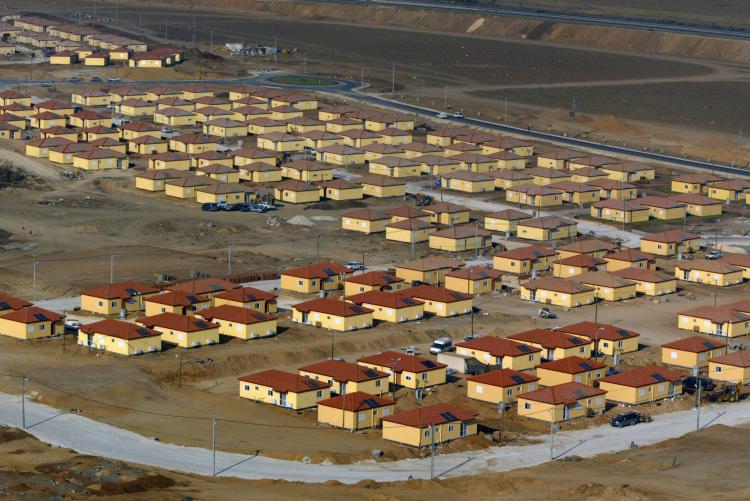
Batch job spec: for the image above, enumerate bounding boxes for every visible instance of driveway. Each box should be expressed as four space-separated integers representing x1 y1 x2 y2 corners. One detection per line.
0 391 746 483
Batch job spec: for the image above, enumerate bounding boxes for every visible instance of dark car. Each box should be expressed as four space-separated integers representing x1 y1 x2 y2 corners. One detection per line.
223 203 247 211
610 411 642 428
90 76 102 82
683 376 716 392
201 203 221 212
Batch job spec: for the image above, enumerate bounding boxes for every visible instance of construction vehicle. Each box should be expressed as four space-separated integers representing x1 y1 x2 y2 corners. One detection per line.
707 382 743 403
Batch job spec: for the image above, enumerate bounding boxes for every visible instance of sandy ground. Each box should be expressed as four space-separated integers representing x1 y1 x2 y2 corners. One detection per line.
3 422 750 499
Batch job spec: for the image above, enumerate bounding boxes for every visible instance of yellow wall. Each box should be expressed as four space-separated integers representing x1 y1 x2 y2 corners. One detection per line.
317 403 395 430
357 302 424 323
516 223 575 242
382 419 477 447
493 255 555 274
361 183 406 198
456 346 539 371
385 225 434 243
520 286 596 308
211 318 277 340
641 238 701 256
292 307 373 331
274 187 321 204
281 273 344 293
708 362 750 384
467 379 538 404
298 371 387 396
662 346 726 368
341 216 388 234
678 314 750 337
581 283 637 302
357 362 447 389
518 395 605 423
420 298 473 317
239 380 330 410
77 332 161 355
151 325 220 348
675 266 744 287
0 318 62 340
599 380 681 405
443 178 495 193
429 234 488 252
536 367 605 387
506 190 562 207
444 276 500 295
630 278 677 296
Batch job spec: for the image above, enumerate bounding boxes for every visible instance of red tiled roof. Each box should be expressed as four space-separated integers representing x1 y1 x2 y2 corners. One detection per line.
536 356 606 374
508 328 592 349
346 290 424 309
299 359 388 382
80 319 160 340
282 261 350 280
381 404 477 428
678 306 750 324
519 381 605 405
710 350 750 368
213 286 276 302
199 305 277 324
402 285 472 303
662 335 726 353
145 290 208 307
139 312 218 332
494 245 556 261
557 321 640 342
521 277 593 294
239 369 330 393
0 294 32 311
357 351 446 373
557 239 618 255
611 268 675 283
555 254 607 268
0 306 63 324
294 298 372 317
456 336 541 357
641 229 700 244
605 248 655 263
599 366 682 387
467 368 540 387
444 267 502 280
168 278 240 296
317 391 394 412
81 281 158 300
345 271 404 287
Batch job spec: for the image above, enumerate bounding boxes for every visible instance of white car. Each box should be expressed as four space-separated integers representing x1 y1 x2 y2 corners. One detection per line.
108 76 120 82
64 319 81 330
345 261 365 271
436 112 448 119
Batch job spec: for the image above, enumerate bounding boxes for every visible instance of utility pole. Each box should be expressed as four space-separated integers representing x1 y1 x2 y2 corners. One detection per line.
330 330 335 359
210 29 213 51
32 257 37 302
360 65 364 89
315 234 321 260
192 15 196 48
739 127 743 166
227 242 232 276
474 221 479 259
212 416 217 476
443 85 447 112
504 97 508 123
109 254 115 284
429 423 435 480
696 378 702 431
273 34 278 64
568 97 576 138
549 409 555 460
164 17 168 40
391 63 395 96
21 375 26 429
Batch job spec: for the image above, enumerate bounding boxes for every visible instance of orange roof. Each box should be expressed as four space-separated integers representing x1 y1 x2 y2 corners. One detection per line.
346 290 423 309
199 305 277 324
675 259 742 274
381 404 477 428
536 356 606 374
519 382 605 405
611 267 675 283
80 319 160 340
467 368 539 387
444 267 502 280
599 366 682 387
81 281 158 300
557 239 617 255
710 350 750 368
456 336 541 357
357 351 446 373
294 298 372 317
402 285 472 303
239 369 330 393
299 359 388 382
554 254 606 268
396 257 463 272
0 306 63 324
145 290 208 307
485 209 533 221
0 294 32 311
317 391 394 412
662 335 726 353
508 328 592 349
168 278 240 296
677 306 750 325
494 245 556 261
641 229 700 244
213 286 277 302
282 261 350 280
139 312 218 332
557 321 639 341
605 248 655 263
521 277 593 294
345 271 404 287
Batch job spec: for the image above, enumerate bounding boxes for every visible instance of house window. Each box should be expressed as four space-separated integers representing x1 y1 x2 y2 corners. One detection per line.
358 413 366 422
670 351 678 359
506 388 512 396
244 384 249 391
424 429 431 437
448 424 455 432
716 366 722 372
524 402 531 410
98 301 104 307
298 280 303 286
316 390 323 398
111 301 117 308
39 324 45 331
404 374 412 381
267 389 273 396
375 380 381 387
421 373 428 380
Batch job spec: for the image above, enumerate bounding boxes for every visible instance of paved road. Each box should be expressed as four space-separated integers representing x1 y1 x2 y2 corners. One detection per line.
0 390 746 483
368 0 750 41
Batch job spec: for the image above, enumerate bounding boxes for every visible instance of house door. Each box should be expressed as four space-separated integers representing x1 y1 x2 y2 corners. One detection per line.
563 406 570 421
716 324 724 336
87 333 94 347
597 208 602 218
683 270 689 279
529 290 536 301
279 393 288 407
460 422 468 436
301 312 309 323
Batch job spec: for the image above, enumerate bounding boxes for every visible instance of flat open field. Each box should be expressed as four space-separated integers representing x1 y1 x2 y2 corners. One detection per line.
3 421 750 499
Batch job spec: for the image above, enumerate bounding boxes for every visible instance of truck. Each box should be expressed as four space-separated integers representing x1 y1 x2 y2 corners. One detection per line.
429 337 453 355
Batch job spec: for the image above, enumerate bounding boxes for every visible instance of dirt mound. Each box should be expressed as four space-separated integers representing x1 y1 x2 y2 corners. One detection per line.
0 427 30 444
304 200 366 211
0 161 47 191
96 474 176 495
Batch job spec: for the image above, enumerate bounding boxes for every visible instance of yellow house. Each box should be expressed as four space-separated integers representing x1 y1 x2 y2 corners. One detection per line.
444 267 502 294
386 218 437 244
536 148 587 169
401 285 473 317
603 248 655 271
708 351 750 385
484 209 533 234
281 261 351 294
448 152 496 173
257 132 305 153
553 254 607 278
317 144 365 166
110 88 149 104
246 117 287 135
42 126 80 143
317 392 395 430
169 133 219 155
343 271 406 296
69 110 112 129
164 176 216 199
357 351 447 389
517 382 606 423
381 404 478 447
48 143 95 165
671 173 724 194
509 328 594 361
198 305 277 340
195 183 253 205
637 196 688 220
506 185 562 207
318 104 359 121
191 151 234 169
670 194 723 217
0 90 31 107
402 142 444 158
195 106 234 123
661 335 727 369
677 305 750 338
148 152 191 171
236 162 279 182
557 321 640 357
119 121 161 141
203 118 248 139
285 116 325 135
195 164 239 183
30 111 66 129
339 129 384 148
456 336 541 371
292 297 373 331
362 143 407 162
364 113 414 132
317 179 363 200
154 108 197 127
0 294 31 316
535 356 607 387
324 116 363 134
611 268 677 296
557 239 619 260
89 137 129 154
708 179 750 201
116 98 156 117
640 230 701 256
128 135 169 155
232 146 278 167
519 278 596 309
36 99 74 116
488 150 526 170
299 360 389 396
422 202 471 225
80 281 159 315
384 206 432 223
298 130 345 151
231 104 271 121
395 257 463 286
282 160 334 182
591 199 650 223
0 122 19 140
0 306 65 340
573 271 638 301
356 174 406 198
83 52 109 66
441 171 495 193
414 155 462 176
426 127 466 146
429 224 492 253
135 169 188 191
599 162 656 182
340 208 390 234
586 179 638 200
345 290 424 323
78 319 161 356
212 286 278 314
467 369 540 405
492 245 556 274
675 260 744 287
548 181 600 204
143 290 210 316
138 312 220 348
167 277 240 300
71 90 112 107
516 216 577 241
598 366 683 405
525 167 573 186
239 369 331 410
72 148 128 170
721 255 750 279
274 179 321 204
569 167 609 184
481 137 534 157
377 127 412 145
369 156 421 178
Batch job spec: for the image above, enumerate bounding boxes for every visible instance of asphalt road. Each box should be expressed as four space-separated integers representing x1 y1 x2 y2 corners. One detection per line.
367 0 750 41
0 390 746 482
